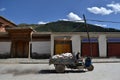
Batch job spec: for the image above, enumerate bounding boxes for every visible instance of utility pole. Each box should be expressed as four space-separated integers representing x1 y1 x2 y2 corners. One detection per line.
83 14 93 57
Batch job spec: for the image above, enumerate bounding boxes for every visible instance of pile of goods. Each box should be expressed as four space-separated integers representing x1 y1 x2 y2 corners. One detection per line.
49 53 74 64
52 53 73 59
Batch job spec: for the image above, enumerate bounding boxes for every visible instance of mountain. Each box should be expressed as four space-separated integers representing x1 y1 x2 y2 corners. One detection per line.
18 21 120 32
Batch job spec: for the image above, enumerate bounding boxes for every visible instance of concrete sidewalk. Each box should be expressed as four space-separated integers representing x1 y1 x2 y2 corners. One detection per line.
0 58 49 64
0 58 120 64
92 58 120 63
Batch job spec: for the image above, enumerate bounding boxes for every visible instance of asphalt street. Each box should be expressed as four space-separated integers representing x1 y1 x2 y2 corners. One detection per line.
0 63 120 80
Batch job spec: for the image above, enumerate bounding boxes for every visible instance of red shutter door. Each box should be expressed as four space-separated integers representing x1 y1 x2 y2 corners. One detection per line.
82 43 99 57
108 43 120 57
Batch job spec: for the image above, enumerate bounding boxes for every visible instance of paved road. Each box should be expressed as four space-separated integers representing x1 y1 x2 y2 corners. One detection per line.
0 63 120 80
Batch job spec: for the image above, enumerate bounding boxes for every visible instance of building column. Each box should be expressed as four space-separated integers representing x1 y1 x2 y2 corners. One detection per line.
51 35 54 56
28 32 33 59
98 35 107 57
71 35 81 54
28 42 31 59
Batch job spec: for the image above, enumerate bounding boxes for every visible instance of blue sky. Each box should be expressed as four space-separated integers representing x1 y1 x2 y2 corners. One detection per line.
0 0 120 29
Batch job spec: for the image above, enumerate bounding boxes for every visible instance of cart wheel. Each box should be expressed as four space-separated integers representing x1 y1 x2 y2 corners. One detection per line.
55 64 65 73
87 65 94 71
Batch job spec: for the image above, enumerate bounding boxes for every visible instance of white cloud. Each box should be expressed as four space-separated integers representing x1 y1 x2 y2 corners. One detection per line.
38 12 83 24
87 7 113 15
107 3 120 14
95 24 107 27
87 2 120 15
59 12 84 22
0 8 6 12
67 12 83 21
38 21 47 24
59 19 69 21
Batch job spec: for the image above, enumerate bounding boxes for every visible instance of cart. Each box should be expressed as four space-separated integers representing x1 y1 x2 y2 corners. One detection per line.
49 53 94 73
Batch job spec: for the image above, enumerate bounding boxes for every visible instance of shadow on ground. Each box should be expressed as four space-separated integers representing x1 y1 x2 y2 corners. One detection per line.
39 69 86 74
0 69 86 76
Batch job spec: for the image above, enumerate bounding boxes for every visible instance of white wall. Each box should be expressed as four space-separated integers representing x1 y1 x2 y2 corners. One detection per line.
0 42 11 54
51 35 54 56
71 35 81 53
32 41 51 54
98 35 107 57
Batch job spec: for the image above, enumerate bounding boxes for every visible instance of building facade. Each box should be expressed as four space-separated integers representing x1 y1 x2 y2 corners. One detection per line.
0 31 120 58
0 16 120 58
51 32 120 58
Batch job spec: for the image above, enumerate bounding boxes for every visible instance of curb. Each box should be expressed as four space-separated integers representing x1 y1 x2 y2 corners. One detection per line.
0 58 120 64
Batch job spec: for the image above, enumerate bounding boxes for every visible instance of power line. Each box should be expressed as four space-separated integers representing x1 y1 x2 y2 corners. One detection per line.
72 19 120 24
86 19 120 24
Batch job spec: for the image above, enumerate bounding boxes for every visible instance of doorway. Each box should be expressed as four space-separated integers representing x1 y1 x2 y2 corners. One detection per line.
54 40 72 55
11 41 29 58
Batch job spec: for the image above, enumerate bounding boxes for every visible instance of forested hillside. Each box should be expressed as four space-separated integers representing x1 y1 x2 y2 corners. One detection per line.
18 21 120 32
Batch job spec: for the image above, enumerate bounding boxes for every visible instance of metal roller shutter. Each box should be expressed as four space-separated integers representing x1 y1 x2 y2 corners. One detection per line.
82 43 99 57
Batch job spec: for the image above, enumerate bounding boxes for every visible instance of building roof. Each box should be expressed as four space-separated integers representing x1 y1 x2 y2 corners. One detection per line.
0 16 17 27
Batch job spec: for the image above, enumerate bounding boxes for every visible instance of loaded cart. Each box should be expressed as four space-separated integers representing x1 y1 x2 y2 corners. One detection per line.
49 53 94 73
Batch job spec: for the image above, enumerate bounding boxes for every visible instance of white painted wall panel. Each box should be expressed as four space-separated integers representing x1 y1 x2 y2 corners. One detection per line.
32 41 51 54
0 42 11 54
98 35 107 57
71 35 81 53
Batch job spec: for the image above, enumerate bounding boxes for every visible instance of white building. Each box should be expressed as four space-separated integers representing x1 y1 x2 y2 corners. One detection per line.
0 32 120 58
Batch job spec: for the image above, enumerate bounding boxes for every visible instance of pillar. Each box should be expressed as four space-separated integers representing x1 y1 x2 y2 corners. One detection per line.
51 35 54 56
71 35 81 54
98 35 107 57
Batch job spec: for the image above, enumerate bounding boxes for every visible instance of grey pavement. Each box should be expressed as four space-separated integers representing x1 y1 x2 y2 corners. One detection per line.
0 58 49 64
92 58 120 63
0 63 120 80
0 58 120 64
